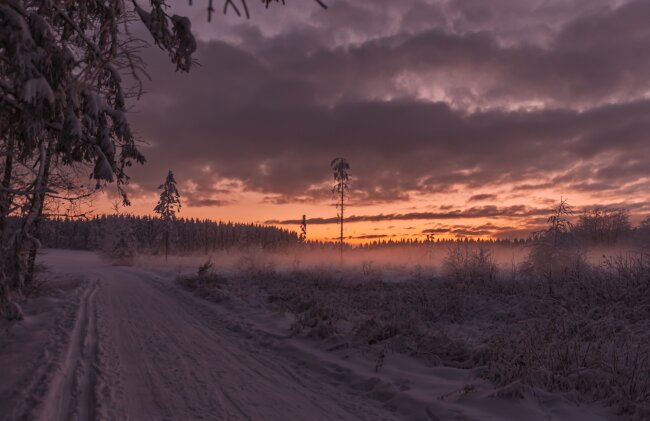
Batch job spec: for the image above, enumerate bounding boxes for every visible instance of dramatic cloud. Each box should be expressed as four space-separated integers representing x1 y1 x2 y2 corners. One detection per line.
117 0 650 239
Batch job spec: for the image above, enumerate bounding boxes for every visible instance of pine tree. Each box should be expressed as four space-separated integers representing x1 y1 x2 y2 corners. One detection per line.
154 170 181 261
331 158 350 264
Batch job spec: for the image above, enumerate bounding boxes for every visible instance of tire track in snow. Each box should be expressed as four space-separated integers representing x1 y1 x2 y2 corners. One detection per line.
36 278 100 421
6 278 102 421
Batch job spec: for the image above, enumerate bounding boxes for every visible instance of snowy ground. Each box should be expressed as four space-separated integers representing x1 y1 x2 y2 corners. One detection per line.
0 249 618 421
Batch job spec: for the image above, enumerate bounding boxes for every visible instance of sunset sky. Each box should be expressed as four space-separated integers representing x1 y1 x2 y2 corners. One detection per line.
97 0 650 243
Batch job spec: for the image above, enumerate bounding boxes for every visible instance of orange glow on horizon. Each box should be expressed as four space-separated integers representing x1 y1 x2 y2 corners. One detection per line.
81 175 649 245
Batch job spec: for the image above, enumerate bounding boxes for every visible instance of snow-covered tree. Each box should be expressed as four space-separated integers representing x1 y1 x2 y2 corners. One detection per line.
0 0 195 307
0 0 326 314
154 170 181 261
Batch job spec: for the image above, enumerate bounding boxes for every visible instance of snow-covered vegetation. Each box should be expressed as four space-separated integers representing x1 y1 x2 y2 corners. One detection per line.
175 208 650 418
178 243 650 418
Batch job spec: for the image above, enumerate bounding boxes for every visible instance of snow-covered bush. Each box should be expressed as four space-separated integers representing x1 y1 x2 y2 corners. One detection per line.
291 303 339 339
197 258 214 277
522 198 588 282
442 244 498 283
178 270 229 303
522 233 587 282
602 251 650 287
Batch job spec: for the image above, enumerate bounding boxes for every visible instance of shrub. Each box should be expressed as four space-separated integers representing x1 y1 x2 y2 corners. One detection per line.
522 230 587 282
197 258 213 277
177 269 229 303
442 245 498 283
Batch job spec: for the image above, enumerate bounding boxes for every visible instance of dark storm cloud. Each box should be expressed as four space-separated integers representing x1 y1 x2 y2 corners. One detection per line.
125 0 650 208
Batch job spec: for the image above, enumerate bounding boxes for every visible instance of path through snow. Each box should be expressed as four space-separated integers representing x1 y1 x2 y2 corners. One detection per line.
5 250 398 421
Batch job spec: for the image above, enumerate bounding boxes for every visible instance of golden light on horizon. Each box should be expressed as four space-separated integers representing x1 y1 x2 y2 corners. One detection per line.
85 172 649 245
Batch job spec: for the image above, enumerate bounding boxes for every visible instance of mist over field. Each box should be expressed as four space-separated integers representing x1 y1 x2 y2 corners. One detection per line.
151 242 625 273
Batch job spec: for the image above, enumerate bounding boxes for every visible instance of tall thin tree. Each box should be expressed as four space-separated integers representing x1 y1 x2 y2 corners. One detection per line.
299 214 307 243
154 170 181 262
331 158 350 264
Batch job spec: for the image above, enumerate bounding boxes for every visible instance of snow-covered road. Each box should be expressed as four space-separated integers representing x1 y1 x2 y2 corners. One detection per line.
7 251 397 421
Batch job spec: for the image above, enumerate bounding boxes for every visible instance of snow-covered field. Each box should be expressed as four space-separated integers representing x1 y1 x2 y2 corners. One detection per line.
0 249 633 420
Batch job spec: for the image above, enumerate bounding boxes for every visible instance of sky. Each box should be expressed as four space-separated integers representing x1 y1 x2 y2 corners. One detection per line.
97 0 650 243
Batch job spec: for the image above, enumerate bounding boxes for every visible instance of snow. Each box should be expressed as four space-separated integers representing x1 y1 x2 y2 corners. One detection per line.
21 77 54 105
83 89 104 117
0 250 621 420
92 154 114 182
64 107 82 139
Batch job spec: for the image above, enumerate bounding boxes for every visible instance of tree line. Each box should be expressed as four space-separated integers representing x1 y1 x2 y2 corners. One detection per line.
29 215 300 255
